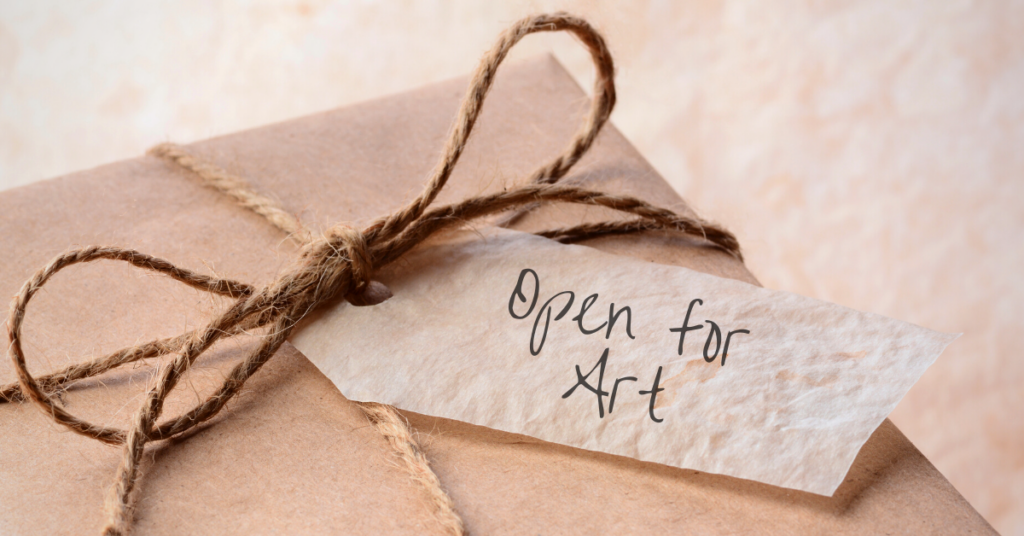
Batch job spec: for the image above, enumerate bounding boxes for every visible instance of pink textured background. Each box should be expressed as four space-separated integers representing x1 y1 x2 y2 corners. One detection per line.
1 2 1021 533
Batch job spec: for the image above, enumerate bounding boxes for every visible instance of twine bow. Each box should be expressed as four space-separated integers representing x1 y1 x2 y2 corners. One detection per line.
2 13 740 536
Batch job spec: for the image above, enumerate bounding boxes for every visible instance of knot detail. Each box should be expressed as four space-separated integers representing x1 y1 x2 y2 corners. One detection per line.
293 225 377 306
3 13 741 536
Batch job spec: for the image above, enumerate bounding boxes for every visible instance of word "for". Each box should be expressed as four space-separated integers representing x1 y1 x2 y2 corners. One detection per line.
670 298 750 366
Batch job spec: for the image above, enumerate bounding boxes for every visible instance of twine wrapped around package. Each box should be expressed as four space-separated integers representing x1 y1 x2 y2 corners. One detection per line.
2 13 740 536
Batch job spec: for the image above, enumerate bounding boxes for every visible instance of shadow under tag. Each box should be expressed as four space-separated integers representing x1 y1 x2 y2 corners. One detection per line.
347 280 394 307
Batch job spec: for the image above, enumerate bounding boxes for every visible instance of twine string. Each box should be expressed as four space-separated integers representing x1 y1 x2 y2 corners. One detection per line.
3 13 740 536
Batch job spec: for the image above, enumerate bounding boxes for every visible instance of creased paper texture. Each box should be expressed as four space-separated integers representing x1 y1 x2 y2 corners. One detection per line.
291 228 955 495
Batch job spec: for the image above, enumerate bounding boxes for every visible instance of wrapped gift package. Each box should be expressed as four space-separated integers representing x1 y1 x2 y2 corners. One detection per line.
0 55 994 534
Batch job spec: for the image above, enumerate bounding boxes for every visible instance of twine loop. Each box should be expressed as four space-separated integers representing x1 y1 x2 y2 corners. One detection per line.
3 12 741 536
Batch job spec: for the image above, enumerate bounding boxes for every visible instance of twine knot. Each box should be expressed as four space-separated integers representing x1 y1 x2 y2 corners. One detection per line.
3 13 741 536
294 224 380 306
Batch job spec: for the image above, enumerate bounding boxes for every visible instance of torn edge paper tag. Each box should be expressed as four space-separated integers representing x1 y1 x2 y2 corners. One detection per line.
291 227 956 495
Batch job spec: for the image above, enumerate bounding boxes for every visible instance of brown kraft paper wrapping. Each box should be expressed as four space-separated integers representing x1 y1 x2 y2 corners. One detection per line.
0 56 995 534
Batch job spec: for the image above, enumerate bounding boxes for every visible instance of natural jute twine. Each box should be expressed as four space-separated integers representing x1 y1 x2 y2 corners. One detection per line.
2 13 740 535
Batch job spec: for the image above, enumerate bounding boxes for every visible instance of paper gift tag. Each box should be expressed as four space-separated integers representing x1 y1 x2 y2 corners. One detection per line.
291 227 955 496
